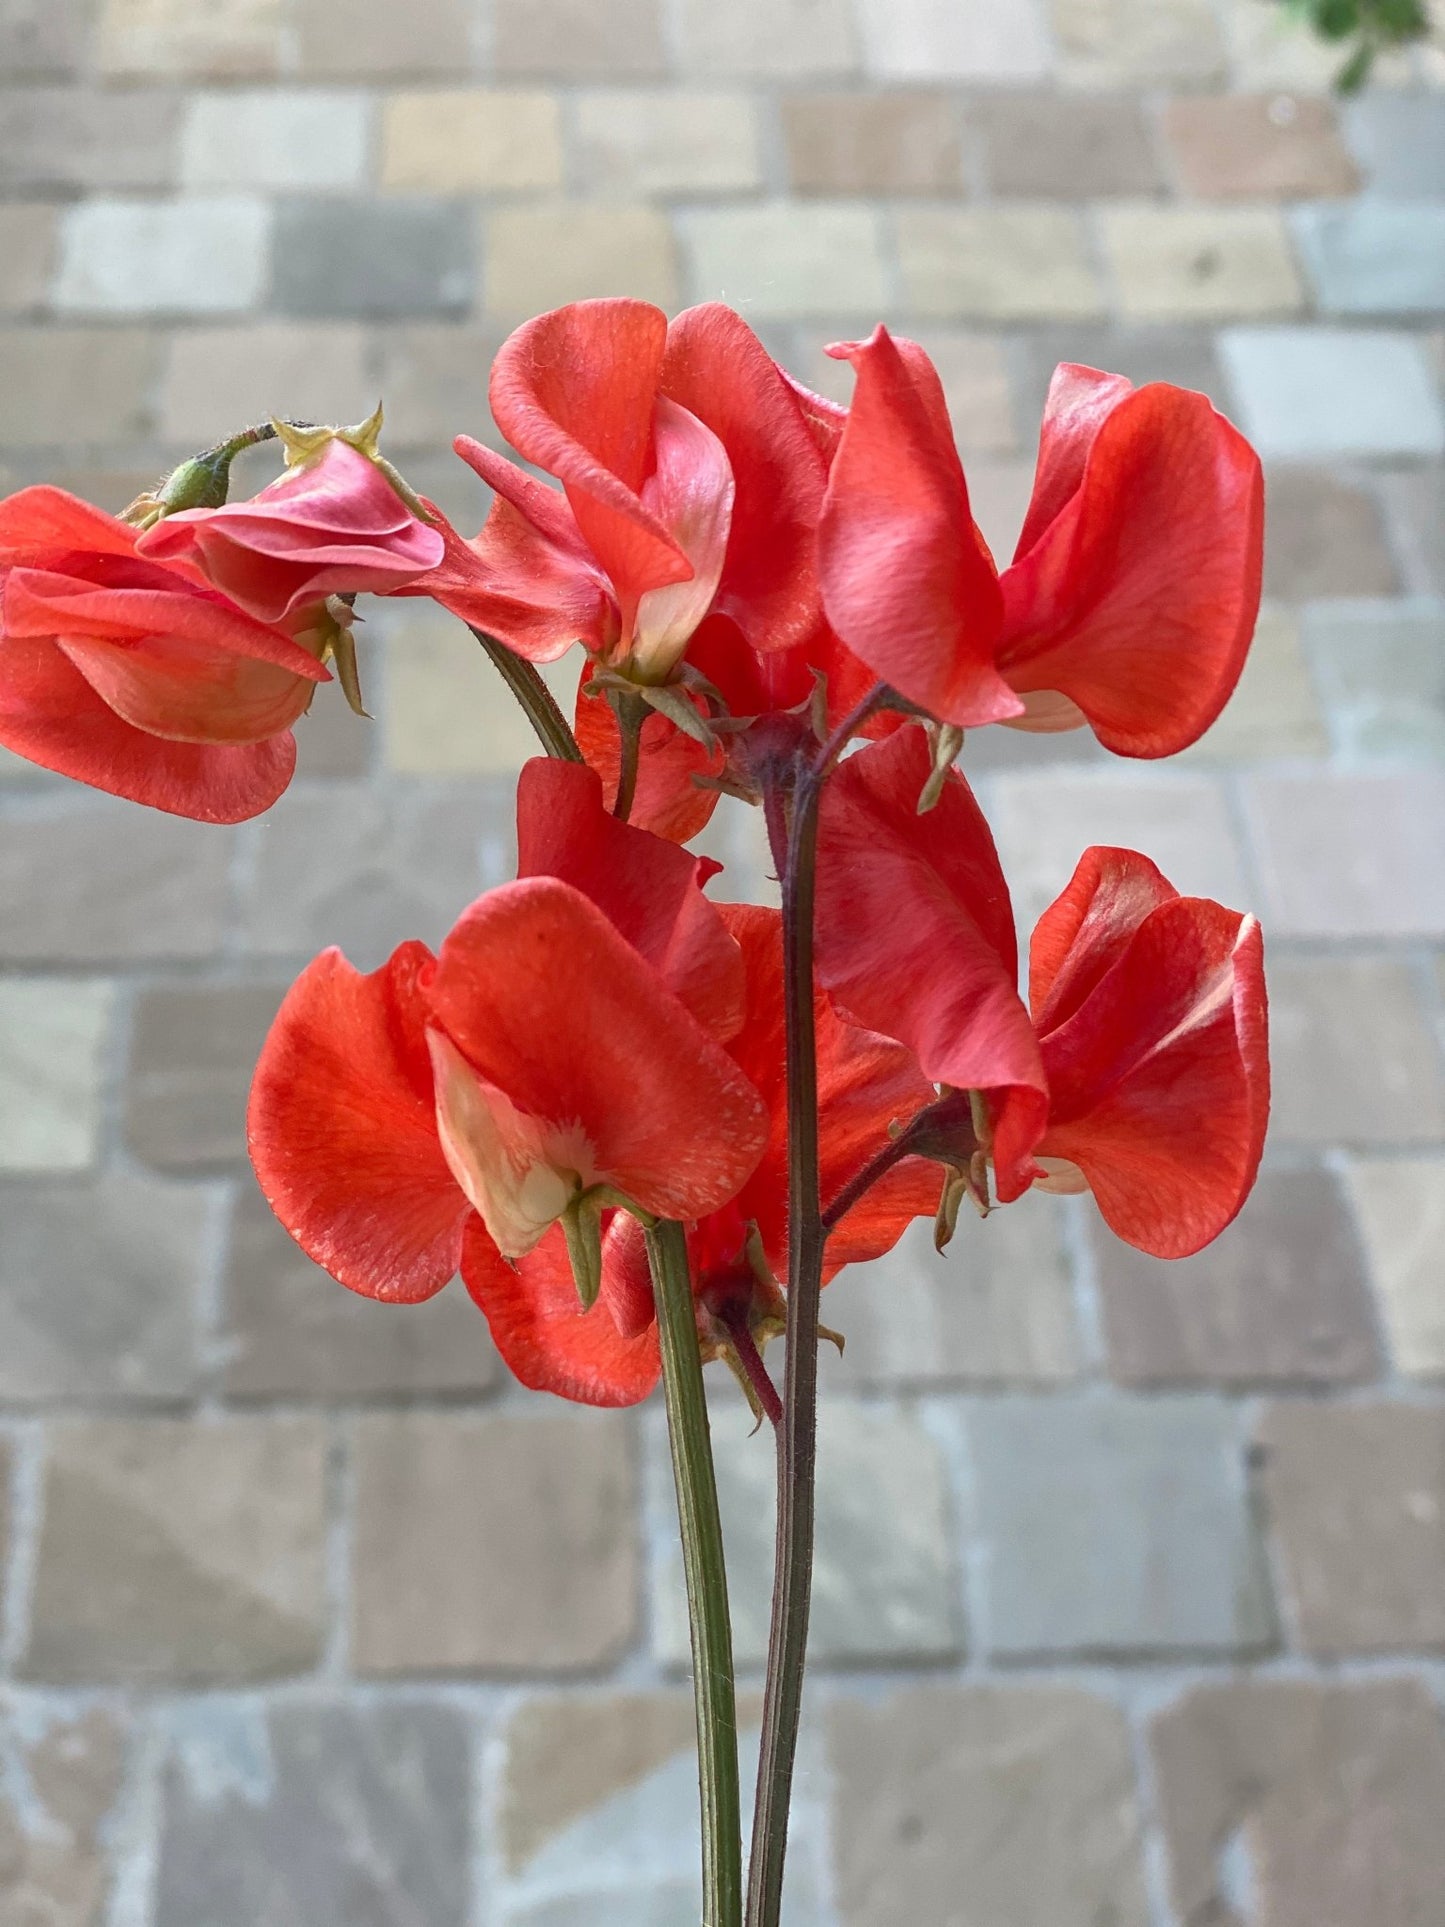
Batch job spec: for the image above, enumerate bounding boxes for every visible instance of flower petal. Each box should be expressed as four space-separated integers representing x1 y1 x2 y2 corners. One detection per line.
0 484 147 564
573 663 722 843
247 942 469 1301
1029 845 1179 1034
1013 363 1135 560
58 631 316 745
630 395 733 679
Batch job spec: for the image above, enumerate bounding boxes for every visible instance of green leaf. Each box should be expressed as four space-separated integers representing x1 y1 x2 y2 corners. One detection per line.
1335 39 1376 87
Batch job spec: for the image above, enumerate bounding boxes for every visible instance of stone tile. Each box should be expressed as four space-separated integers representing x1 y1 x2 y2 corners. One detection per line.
654 1401 961 1666
154 1702 470 1927
55 196 270 317
0 1435 8 1560
1262 467 1399 598
829 1686 1149 1927
962 458 1042 565
381 90 563 194
1304 599 1445 760
1343 1156 1445 1379
273 198 474 318
1244 772 1445 937
1257 1402 1445 1653
372 324 501 450
1012 324 1230 424
822 1205 1080 1388
0 979 113 1174
1151 1677 1445 1927
1184 604 1328 761
496 0 666 78
968 1397 1274 1656
988 768 1250 931
0 802 232 963
1096 1169 1380 1387
383 608 566 774
0 86 182 190
1100 205 1304 321
1378 467 1445 597
0 327 157 446
124 981 285 1169
180 88 370 191
1220 327 1445 460
352 1411 638 1673
222 1178 501 1399
0 0 91 76
1297 203 1445 317
1344 93 1445 198
97 0 284 78
782 92 963 195
1163 93 1357 199
0 1706 127 1927
674 0 859 78
798 326 1016 451
292 679 375 778
293 0 474 78
975 91 1164 198
0 205 55 314
572 91 763 196
853 0 1052 80
897 208 1103 320
487 204 678 316
1052 0 1225 86
158 322 371 447
1268 955 1445 1145
0 1174 205 1401
683 203 887 317
241 781 490 969
23 1416 327 1683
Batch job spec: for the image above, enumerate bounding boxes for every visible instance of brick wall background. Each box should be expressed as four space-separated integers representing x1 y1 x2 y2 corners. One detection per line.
1 1 1443 1921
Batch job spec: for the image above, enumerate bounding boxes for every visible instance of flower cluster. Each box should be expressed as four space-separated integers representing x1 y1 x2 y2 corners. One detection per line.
0 298 1269 1413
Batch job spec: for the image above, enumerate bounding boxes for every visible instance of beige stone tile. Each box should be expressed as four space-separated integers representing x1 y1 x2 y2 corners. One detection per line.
1052 0 1225 87
293 0 475 77
381 90 563 194
675 0 860 77
158 323 370 446
1181 605 1328 762
96 0 284 78
1100 205 1305 321
897 208 1104 320
684 202 889 316
572 91 764 195
1343 1156 1445 1380
783 91 963 194
1268 956 1445 1145
384 610 581 775
484 203 678 316
0 979 114 1173
0 205 56 313
1163 93 1358 200
1243 771 1445 938
494 0 665 77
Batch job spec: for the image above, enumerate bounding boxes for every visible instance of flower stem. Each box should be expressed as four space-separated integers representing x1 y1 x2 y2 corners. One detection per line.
646 1217 743 1927
467 626 583 763
609 688 648 821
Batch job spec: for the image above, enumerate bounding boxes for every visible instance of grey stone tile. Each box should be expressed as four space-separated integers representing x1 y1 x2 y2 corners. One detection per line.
1342 1155 1445 1380
1011 325 1229 426
222 1179 502 1399
55 195 272 317
1220 327 1445 459
1303 599 1445 760
372 322 504 449
154 1702 470 1927
1378 466 1445 597
23 1416 328 1683
967 1397 1275 1656
0 1705 127 1927
0 1175 206 1401
654 1401 962 1667
1152 1676 1445 1927
0 0 91 75
0 979 114 1174
294 0 475 77
829 1685 1149 1927
1257 1401 1445 1654
272 197 474 317
975 91 1162 197
0 86 182 189
822 1204 1081 1389
1343 94 1445 199
124 981 286 1170
1294 203 1445 316
0 327 157 447
0 801 233 964
1262 467 1399 599
1096 1170 1380 1388
1268 956 1445 1145
1243 771 1445 938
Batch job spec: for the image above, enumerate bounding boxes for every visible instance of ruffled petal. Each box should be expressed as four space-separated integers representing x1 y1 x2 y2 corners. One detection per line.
430 877 768 1223
630 395 733 679
1013 363 1135 559
247 942 470 1300
461 1215 660 1407
814 727 1048 1200
1029 845 1179 1033
516 758 744 1038
57 631 317 745
998 374 1264 758
0 484 147 564
573 664 722 843
816 327 1016 729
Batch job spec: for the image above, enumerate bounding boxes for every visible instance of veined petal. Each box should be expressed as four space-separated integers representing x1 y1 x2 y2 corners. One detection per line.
0 484 149 564
1014 363 1135 560
1029 846 1179 1034
58 631 317 745
247 942 470 1301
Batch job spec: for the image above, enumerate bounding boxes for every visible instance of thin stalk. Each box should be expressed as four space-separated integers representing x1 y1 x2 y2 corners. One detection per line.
820 1133 913 1234
610 688 649 821
646 1218 743 1927
467 626 583 763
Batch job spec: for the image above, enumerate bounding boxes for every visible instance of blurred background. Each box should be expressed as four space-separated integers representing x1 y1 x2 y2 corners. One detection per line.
1 1 1444 1922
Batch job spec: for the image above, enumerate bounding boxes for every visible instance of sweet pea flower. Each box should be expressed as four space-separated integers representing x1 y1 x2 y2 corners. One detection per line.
248 761 766 1337
818 328 1264 756
0 485 331 821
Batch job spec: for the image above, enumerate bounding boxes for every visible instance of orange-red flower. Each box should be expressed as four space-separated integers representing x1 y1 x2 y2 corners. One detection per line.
0 486 330 821
817 328 1264 756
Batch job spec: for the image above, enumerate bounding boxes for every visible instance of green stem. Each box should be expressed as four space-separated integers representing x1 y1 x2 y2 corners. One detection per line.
609 688 648 821
467 626 583 763
646 1218 743 1927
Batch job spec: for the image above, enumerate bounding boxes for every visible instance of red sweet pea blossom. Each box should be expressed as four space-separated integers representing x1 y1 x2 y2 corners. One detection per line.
1028 846 1269 1258
0 485 330 822
462 901 939 1406
247 761 766 1338
138 434 445 623
818 328 1264 756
